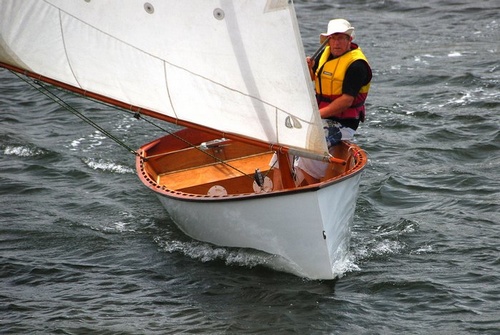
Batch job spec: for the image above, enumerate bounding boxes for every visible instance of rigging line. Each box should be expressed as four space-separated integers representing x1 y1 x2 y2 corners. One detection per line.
9 70 259 181
132 113 280 185
133 113 257 181
12 71 141 157
28 79 261 181
47 88 257 179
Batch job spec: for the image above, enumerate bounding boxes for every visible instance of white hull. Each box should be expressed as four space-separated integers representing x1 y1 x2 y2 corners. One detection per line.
155 172 362 280
134 129 367 280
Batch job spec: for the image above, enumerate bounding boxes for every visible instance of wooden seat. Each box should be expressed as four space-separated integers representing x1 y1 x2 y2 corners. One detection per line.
158 152 273 191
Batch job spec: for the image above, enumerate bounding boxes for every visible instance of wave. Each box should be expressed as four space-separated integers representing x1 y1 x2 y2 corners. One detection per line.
153 232 362 279
3 145 47 157
82 157 134 174
154 235 275 269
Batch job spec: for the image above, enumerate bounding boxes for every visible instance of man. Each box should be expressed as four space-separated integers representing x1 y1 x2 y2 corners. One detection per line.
295 18 372 185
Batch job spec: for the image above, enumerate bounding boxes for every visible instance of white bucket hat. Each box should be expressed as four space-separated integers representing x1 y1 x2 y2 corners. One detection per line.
320 19 355 43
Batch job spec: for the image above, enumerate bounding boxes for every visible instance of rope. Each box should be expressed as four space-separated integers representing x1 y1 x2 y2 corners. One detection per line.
134 119 277 186
11 71 141 157
9 70 273 185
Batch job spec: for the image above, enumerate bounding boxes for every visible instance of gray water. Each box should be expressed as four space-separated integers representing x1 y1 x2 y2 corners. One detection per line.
1 0 499 334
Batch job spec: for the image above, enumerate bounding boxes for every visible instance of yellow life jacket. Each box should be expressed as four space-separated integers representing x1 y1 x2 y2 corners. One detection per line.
315 45 371 120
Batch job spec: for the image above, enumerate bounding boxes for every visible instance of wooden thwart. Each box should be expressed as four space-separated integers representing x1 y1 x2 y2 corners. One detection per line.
158 152 273 191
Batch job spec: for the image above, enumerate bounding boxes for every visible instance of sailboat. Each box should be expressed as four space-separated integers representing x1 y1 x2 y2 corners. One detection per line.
0 0 367 279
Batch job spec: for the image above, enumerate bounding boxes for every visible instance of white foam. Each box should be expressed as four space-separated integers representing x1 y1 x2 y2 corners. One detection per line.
70 137 85 149
155 236 278 269
412 245 433 254
448 51 462 57
82 157 134 174
372 240 404 255
4 145 44 157
332 254 361 278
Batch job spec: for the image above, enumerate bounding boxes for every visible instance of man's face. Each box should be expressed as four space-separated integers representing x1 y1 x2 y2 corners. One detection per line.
328 33 351 57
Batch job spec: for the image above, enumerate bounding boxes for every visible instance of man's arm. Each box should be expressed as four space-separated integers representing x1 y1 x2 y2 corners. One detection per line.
319 94 354 118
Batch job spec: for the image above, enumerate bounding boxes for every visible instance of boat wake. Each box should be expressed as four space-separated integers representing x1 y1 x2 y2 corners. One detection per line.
154 234 363 280
351 218 433 264
153 235 276 270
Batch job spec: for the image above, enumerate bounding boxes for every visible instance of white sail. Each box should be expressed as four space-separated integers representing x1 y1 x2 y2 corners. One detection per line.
0 0 328 154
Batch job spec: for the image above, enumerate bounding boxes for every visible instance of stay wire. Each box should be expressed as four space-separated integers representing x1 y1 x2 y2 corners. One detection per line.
12 71 142 157
126 112 276 188
30 77 270 182
129 110 275 181
11 70 271 185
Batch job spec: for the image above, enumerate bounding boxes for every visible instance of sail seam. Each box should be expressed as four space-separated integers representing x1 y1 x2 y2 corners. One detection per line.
47 3 292 118
57 9 82 90
40 1 319 151
163 61 178 120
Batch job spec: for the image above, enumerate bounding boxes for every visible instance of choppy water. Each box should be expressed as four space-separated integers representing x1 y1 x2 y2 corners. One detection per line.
1 1 499 334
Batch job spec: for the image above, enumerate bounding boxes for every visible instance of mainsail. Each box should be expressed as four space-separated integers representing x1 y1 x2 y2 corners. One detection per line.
0 0 328 155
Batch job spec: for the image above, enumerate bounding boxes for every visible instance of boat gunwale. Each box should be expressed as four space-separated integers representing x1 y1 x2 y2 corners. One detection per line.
136 141 367 203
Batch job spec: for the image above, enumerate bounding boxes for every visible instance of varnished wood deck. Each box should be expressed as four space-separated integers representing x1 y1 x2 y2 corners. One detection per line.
157 152 273 191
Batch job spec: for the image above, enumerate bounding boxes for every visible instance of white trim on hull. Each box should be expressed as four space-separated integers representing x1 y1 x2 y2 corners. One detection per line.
155 173 362 280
